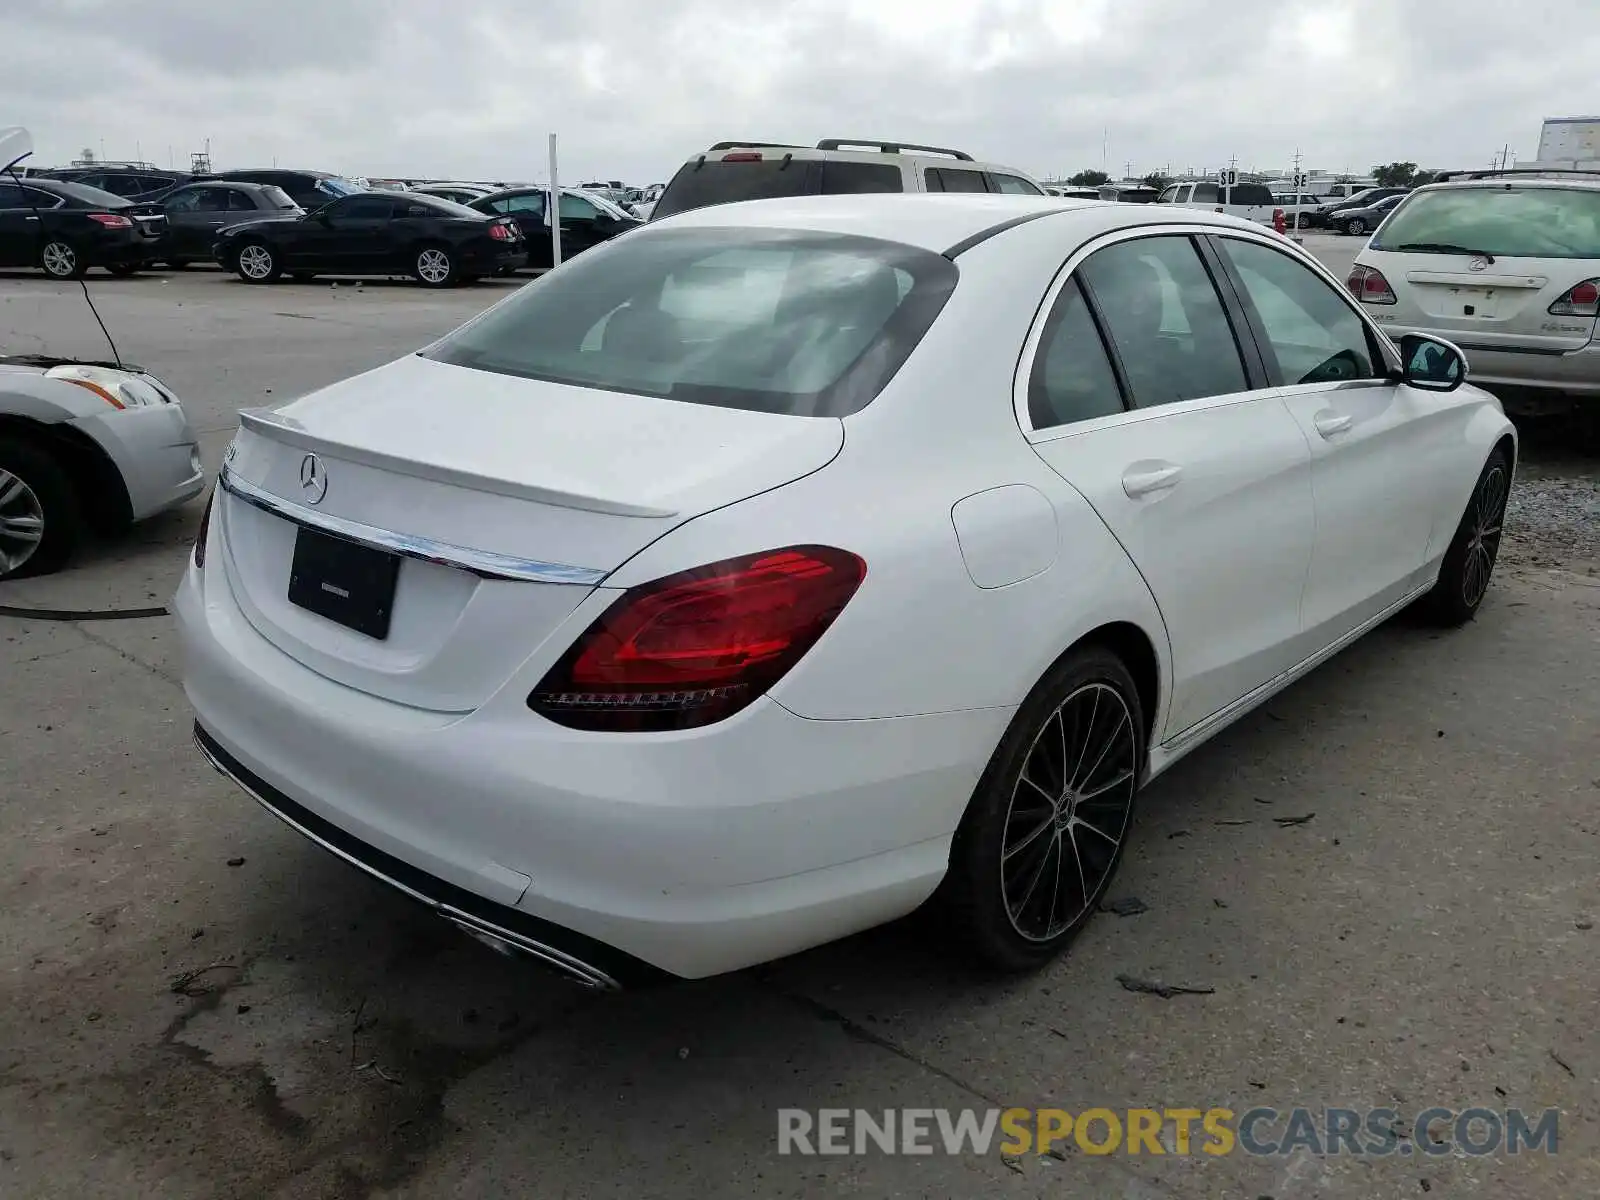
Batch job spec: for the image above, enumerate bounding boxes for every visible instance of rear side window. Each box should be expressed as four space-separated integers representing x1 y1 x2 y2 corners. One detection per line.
1372 187 1600 258
1029 279 1125 430
1231 184 1273 206
1079 236 1248 407
653 159 818 219
262 186 298 209
927 168 989 193
990 173 1044 195
820 162 904 195
1193 183 1219 203
426 227 957 417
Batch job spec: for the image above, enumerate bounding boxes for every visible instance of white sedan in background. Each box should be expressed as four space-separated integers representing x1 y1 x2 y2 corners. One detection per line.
176 194 1515 987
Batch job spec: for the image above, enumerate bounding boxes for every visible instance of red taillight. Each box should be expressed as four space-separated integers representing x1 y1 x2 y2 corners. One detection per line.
721 152 762 162
193 488 215 568
489 222 514 241
529 546 866 731
1347 264 1396 305
88 212 133 229
1549 278 1600 317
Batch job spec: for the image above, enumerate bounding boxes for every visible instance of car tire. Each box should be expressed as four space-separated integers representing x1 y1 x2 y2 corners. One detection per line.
106 263 140 278
0 436 83 581
1420 448 1511 627
39 240 85 280
234 241 281 284
412 243 457 288
1344 217 1367 236
939 645 1145 973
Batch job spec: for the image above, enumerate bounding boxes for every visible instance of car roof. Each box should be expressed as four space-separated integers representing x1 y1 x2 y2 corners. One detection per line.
647 192 1261 253
1414 175 1600 194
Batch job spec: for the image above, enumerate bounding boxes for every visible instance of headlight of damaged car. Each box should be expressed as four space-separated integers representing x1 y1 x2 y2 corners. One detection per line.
45 364 170 409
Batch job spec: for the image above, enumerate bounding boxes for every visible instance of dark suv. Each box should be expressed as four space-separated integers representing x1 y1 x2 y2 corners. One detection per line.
202 170 361 212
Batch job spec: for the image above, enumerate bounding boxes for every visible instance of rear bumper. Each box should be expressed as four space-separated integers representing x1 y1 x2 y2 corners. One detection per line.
173 555 1007 981
462 244 527 273
193 724 657 989
1386 325 1600 396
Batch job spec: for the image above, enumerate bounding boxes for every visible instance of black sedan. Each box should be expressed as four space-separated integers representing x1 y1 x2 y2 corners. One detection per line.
1331 192 1406 236
0 177 167 278
212 192 526 286
156 181 301 267
467 187 641 269
1305 187 1410 230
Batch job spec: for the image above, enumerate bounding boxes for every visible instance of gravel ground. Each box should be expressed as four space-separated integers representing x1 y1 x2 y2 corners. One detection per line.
1503 464 1600 569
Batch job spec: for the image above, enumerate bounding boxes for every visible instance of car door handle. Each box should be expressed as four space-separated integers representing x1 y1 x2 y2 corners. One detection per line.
1313 411 1354 438
1121 463 1183 498
25 215 39 221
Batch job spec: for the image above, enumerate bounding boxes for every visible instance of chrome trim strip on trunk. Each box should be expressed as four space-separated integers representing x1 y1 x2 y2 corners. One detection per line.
191 728 621 990
217 462 608 586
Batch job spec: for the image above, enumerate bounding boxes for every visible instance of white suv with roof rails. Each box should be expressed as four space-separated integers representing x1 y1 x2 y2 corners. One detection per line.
649 139 1047 220
1349 169 1600 413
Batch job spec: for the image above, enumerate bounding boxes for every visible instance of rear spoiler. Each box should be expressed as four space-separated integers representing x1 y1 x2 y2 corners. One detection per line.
236 407 676 518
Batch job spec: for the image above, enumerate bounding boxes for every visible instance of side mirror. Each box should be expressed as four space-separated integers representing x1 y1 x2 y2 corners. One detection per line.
1399 333 1467 392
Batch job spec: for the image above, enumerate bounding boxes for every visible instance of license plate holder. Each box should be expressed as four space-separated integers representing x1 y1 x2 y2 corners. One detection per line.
287 526 400 640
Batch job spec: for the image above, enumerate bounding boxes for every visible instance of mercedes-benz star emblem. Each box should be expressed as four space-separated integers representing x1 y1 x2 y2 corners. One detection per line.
1468 256 1491 272
299 453 328 505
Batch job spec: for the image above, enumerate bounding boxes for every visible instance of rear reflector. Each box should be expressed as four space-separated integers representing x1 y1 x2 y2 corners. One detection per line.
1347 264 1396 305
1549 278 1600 317
529 546 866 731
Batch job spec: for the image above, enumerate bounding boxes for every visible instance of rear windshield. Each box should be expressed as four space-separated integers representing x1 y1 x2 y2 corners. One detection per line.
652 159 816 220
1373 186 1600 258
425 227 957 417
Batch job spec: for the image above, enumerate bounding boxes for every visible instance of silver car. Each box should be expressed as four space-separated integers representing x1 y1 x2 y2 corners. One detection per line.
0 355 204 580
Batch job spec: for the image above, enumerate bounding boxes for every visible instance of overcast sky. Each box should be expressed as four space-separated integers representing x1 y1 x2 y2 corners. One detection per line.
5 0 1598 184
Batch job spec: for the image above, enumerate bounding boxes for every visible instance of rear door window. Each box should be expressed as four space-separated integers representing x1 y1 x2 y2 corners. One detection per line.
926 168 990 193
1192 183 1219 204
1372 186 1600 258
1078 235 1249 407
427 227 957 417
652 158 819 219
820 162 904 195
195 187 232 212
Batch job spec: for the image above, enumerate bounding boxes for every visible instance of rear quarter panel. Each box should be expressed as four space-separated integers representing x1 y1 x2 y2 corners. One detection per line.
603 213 1173 729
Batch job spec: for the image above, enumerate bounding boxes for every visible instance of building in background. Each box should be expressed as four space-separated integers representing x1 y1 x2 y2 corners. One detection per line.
1517 116 1600 170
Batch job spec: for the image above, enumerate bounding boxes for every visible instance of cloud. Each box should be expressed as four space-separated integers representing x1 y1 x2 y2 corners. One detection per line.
2 0 1596 184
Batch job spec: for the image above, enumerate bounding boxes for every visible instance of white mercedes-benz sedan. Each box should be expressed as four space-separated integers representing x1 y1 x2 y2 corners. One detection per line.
175 194 1516 988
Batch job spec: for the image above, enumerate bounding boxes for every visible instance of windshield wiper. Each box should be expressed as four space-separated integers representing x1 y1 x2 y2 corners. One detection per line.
1390 242 1496 263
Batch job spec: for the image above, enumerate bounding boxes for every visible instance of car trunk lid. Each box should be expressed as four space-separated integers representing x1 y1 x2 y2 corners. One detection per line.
216 353 844 712
1365 250 1599 351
